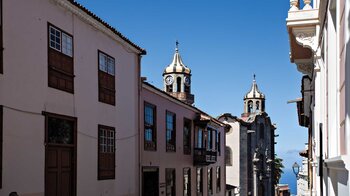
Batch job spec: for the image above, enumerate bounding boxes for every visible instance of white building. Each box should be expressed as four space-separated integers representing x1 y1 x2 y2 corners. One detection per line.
297 145 310 196
286 0 350 195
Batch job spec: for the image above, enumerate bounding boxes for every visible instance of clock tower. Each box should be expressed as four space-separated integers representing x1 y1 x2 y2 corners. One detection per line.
163 41 194 105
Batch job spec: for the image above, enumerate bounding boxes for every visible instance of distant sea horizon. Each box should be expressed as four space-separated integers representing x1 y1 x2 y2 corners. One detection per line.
280 169 297 195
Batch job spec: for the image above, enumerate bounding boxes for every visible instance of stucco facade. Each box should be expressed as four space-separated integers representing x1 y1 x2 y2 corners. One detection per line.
140 83 226 196
0 0 144 195
286 0 350 195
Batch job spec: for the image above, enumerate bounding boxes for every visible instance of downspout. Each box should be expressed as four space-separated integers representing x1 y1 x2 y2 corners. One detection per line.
319 123 323 196
137 53 142 195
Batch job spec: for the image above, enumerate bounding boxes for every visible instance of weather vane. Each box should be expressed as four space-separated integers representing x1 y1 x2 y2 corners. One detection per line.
175 40 179 51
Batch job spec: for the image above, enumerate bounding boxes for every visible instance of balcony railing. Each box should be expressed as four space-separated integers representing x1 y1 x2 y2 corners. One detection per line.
289 0 313 11
194 148 217 166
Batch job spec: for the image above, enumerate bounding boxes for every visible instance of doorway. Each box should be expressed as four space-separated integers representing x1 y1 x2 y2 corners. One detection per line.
44 113 76 196
142 167 159 196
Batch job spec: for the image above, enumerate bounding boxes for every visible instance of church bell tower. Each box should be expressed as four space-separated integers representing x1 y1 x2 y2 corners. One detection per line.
243 75 265 115
163 41 194 105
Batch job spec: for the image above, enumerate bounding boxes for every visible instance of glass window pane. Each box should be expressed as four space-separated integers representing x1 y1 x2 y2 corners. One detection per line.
62 33 73 57
48 117 74 144
107 57 115 75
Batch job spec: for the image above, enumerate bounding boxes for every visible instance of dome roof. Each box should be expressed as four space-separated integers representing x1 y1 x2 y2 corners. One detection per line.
164 42 191 75
244 75 265 99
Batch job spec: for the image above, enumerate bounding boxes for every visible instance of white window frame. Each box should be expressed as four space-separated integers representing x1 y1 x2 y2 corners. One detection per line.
49 25 73 57
100 128 115 153
99 52 115 76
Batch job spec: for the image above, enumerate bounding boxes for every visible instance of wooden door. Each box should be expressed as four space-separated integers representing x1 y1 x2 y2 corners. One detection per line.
142 168 159 196
46 146 74 196
44 113 76 196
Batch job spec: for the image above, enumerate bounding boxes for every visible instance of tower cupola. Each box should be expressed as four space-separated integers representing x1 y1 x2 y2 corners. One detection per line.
163 41 194 105
243 75 265 114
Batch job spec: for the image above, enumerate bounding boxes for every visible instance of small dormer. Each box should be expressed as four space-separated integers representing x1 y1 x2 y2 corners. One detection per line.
163 41 194 105
243 75 265 114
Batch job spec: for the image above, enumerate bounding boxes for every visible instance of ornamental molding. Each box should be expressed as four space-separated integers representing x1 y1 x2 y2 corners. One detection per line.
292 27 318 52
51 0 141 54
295 59 314 76
297 64 313 76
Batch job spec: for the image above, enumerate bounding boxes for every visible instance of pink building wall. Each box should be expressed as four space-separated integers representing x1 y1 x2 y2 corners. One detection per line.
140 83 226 196
0 0 143 195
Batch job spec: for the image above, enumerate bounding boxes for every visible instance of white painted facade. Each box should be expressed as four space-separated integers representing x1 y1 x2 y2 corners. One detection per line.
297 145 310 196
286 0 350 195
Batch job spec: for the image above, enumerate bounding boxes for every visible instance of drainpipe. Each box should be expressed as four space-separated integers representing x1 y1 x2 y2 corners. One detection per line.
137 54 142 195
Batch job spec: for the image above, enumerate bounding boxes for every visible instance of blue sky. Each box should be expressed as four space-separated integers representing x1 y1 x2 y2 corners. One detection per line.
76 0 306 184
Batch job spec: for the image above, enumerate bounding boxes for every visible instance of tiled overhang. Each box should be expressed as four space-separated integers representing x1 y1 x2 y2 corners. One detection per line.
286 0 319 76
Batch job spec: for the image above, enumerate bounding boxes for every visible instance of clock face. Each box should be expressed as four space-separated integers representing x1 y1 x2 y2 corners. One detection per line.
165 75 174 85
184 76 191 86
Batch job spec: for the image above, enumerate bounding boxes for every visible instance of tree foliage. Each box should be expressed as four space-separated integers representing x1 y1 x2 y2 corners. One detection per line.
274 154 284 186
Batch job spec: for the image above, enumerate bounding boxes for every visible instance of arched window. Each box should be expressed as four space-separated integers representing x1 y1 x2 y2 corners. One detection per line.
248 100 253 113
177 77 182 92
225 146 233 166
256 101 260 111
262 101 265 111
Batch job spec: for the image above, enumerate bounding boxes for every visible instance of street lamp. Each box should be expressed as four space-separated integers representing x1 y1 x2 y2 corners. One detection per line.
292 162 300 178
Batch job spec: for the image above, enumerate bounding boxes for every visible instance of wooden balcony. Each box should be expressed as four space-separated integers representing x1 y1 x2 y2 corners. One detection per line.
193 148 217 166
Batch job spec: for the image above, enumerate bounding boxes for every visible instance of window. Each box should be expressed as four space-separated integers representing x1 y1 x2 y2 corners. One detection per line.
98 125 115 180
207 129 212 150
144 102 156 151
248 100 253 113
98 51 116 105
166 84 173 92
225 146 232 166
183 118 191 154
216 131 221 156
166 168 176 196
196 128 203 148
256 101 260 111
196 168 203 195
177 77 182 92
48 116 74 144
166 111 176 152
48 24 74 93
216 167 221 193
183 168 191 196
208 168 213 195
